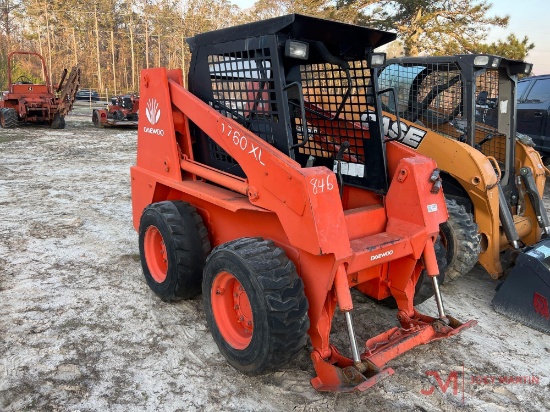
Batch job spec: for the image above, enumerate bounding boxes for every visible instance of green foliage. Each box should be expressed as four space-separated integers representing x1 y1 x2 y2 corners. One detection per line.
332 0 510 56
242 0 533 62
474 34 535 61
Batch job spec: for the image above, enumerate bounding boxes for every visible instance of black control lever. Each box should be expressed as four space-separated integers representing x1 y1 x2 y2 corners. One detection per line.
475 133 494 150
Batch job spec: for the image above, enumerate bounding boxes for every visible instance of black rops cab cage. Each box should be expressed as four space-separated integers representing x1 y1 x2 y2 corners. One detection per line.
377 54 532 188
186 14 396 193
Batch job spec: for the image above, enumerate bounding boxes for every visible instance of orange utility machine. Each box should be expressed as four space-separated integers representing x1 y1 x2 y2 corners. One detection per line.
0 51 79 129
131 15 475 392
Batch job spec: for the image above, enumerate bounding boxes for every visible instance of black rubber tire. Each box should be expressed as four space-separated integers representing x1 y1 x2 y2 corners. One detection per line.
92 110 104 128
51 113 66 129
379 237 447 308
440 198 480 282
203 237 309 375
139 201 210 301
0 108 18 128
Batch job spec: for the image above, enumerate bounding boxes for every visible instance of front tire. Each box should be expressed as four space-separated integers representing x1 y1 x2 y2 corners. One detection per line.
440 198 480 282
139 201 210 301
92 110 103 128
203 237 309 375
0 108 18 128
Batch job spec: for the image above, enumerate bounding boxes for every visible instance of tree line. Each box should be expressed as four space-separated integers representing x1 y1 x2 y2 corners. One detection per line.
0 0 535 95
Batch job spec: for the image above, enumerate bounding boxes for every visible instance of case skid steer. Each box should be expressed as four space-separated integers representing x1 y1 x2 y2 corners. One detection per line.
131 14 475 392
0 51 80 129
370 56 550 333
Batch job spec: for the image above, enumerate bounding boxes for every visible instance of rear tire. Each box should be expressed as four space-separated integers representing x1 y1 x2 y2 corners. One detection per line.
440 198 480 282
0 108 18 128
203 237 309 375
139 201 210 301
51 113 65 129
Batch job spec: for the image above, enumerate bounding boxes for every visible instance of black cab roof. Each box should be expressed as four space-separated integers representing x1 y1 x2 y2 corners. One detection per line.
187 14 396 54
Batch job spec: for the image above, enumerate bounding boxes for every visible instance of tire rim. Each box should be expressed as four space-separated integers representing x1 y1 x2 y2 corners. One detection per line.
211 271 253 350
144 226 168 283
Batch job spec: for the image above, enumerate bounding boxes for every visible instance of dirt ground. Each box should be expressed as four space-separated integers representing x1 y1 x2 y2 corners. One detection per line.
1 103 549 411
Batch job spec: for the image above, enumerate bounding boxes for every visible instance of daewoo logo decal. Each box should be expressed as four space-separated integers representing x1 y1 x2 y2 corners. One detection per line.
146 98 161 125
371 250 394 261
144 98 165 136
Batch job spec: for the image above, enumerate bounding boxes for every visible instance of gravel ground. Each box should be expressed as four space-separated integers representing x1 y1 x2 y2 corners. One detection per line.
1 104 549 411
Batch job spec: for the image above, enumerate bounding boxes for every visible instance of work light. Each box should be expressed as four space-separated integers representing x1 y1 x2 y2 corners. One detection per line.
285 40 309 60
368 52 386 68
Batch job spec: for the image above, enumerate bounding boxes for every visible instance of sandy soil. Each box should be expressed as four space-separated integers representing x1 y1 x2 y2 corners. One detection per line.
1 103 549 411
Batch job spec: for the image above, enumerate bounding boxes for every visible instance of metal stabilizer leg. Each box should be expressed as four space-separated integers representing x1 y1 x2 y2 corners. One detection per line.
334 265 366 373
423 242 449 323
431 276 448 322
344 311 366 373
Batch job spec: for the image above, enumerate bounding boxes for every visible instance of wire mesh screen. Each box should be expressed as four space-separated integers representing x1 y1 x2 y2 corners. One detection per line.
474 69 506 163
207 49 276 165
379 63 507 163
296 61 376 175
378 63 462 129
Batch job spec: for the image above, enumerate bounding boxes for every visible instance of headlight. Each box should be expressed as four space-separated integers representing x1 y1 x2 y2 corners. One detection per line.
285 40 309 60
473 55 490 66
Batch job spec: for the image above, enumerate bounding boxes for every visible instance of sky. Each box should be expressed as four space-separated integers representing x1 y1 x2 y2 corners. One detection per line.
487 0 550 75
230 0 550 75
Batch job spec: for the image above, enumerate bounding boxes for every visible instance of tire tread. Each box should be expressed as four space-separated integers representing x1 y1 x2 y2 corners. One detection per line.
206 237 309 374
441 198 481 282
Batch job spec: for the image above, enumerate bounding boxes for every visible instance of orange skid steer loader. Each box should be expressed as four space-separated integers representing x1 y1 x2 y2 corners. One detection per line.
131 14 475 391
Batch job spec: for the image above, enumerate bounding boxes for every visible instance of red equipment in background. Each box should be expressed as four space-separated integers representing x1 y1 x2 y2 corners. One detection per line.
0 51 80 129
92 94 139 128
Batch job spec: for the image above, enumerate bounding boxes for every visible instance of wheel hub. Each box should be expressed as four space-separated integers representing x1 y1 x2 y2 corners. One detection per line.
143 226 168 283
212 271 253 350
